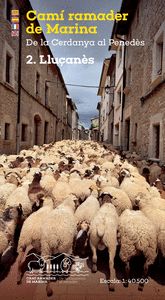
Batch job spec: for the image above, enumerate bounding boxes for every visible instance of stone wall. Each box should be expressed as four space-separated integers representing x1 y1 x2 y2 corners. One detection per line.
0 0 69 155
123 0 165 161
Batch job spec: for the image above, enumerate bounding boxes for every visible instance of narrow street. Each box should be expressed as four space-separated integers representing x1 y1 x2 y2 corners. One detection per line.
0 0 165 299
0 139 165 300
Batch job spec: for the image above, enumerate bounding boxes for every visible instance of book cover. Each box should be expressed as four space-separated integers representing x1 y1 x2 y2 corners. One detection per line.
0 0 165 299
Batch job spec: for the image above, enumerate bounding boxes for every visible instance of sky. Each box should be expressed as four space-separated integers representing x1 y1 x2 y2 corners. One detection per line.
30 0 122 128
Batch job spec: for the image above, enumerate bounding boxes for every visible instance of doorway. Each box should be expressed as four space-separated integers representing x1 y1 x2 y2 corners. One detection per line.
34 114 42 145
125 118 130 150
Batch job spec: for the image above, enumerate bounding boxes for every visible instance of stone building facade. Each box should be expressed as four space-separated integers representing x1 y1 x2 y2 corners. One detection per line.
0 0 77 155
90 116 99 141
115 0 165 162
98 0 165 162
111 41 124 148
107 54 116 144
66 97 74 140
97 58 110 142
72 104 79 140
97 56 116 144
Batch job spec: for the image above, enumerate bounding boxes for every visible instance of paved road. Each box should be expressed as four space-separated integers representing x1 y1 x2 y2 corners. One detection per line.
0 248 165 300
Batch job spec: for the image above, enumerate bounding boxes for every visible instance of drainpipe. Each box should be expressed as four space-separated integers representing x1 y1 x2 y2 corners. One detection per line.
115 34 126 150
16 11 22 154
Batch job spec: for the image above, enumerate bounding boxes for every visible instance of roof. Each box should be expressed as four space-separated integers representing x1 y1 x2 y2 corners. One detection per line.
97 102 101 110
107 54 116 76
16 0 69 95
91 116 99 121
66 96 75 110
115 0 139 35
97 58 110 96
108 0 139 50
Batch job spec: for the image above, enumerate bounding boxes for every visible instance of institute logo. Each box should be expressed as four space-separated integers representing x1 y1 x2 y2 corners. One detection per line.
25 253 89 284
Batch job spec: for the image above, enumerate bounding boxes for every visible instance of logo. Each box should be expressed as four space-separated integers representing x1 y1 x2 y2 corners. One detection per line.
25 253 89 284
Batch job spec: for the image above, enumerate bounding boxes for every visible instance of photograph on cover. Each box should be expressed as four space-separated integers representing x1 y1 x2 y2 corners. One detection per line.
0 0 165 299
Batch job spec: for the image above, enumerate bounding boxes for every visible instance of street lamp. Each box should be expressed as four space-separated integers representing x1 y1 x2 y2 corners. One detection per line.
105 85 115 94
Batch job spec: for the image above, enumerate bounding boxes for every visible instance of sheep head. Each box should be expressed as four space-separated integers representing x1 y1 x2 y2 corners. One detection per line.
74 220 90 257
118 168 131 184
5 172 21 186
32 171 42 183
40 163 48 171
3 204 23 222
32 193 45 212
99 192 113 206
133 192 149 210
92 165 100 175
9 157 24 168
84 169 93 178
63 194 79 211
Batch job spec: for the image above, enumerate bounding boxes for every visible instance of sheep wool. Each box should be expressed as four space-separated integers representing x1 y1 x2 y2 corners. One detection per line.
0 183 17 207
100 186 132 215
17 205 53 253
75 195 100 224
40 198 77 296
40 174 57 194
5 185 32 218
0 231 8 257
118 209 157 281
52 181 72 205
89 203 118 291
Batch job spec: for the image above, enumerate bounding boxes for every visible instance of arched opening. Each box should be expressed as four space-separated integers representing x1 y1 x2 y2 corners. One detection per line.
34 114 42 145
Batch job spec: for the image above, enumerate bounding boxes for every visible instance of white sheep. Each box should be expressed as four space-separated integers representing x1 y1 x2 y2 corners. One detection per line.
99 186 132 215
0 182 17 208
89 203 118 291
5 184 32 218
119 169 150 205
118 209 157 290
0 174 6 185
40 173 57 194
52 181 72 206
40 197 77 296
17 200 53 284
74 195 100 254
68 177 96 202
75 195 100 225
134 193 165 258
0 205 23 262
149 163 162 185
0 231 8 261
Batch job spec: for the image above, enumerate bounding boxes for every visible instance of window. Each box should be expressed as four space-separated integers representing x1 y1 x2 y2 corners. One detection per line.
44 121 49 144
118 47 122 66
6 53 12 84
153 124 160 158
136 7 139 25
6 0 12 22
127 65 132 86
4 42 15 87
117 88 122 106
125 119 130 150
134 123 138 142
110 122 113 143
156 40 163 75
152 22 165 81
21 124 28 142
4 123 10 140
45 83 49 106
36 72 40 96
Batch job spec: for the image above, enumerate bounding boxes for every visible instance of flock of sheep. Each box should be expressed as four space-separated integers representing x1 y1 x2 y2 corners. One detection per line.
0 140 165 297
